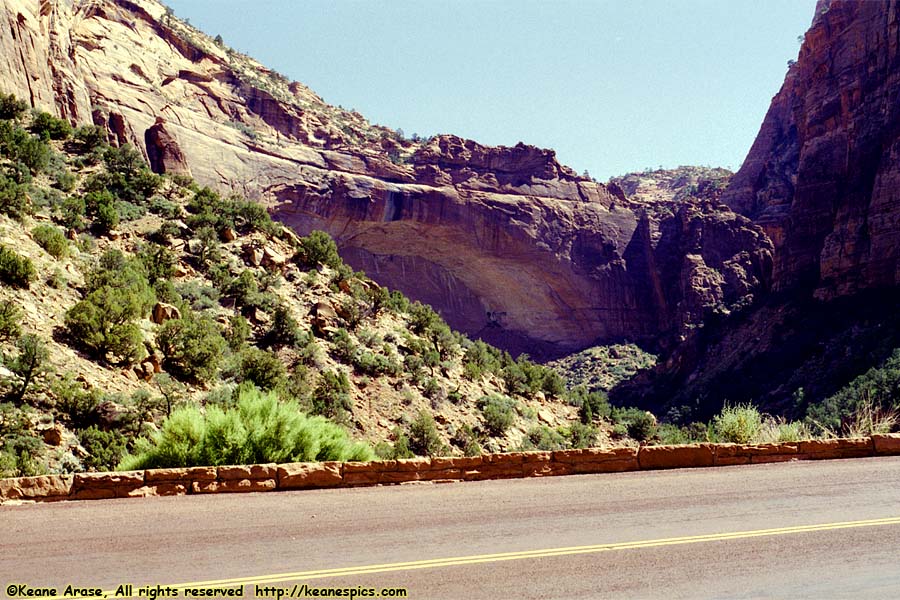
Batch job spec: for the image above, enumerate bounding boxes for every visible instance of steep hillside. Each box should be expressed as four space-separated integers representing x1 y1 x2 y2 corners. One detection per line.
2 105 646 477
0 0 773 359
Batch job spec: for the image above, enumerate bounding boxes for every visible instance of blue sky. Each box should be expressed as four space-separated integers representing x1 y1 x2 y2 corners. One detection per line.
165 0 817 181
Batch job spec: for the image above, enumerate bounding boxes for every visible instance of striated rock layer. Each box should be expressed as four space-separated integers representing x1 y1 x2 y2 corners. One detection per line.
0 0 772 356
617 0 900 414
724 0 900 299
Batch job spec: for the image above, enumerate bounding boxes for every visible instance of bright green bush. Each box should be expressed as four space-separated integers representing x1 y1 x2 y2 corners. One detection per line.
0 245 36 289
118 386 372 469
712 403 763 444
32 224 68 259
156 312 227 383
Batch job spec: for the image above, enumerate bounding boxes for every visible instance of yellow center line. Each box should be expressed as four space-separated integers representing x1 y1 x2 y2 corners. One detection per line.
53 515 900 598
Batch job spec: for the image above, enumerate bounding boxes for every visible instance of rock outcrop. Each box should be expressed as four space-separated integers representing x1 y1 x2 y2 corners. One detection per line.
614 0 900 415
0 0 772 356
724 0 900 299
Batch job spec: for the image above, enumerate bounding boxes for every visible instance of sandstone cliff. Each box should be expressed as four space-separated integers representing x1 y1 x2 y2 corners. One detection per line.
0 0 772 357
616 0 900 416
723 0 900 299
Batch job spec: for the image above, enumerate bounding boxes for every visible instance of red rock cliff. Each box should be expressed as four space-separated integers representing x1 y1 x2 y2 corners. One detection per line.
0 0 773 357
724 0 900 299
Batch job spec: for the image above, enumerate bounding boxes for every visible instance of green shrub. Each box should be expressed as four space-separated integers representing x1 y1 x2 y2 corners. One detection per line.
449 423 482 456
65 250 154 363
521 425 567 451
757 419 811 443
73 124 106 153
374 431 415 460
477 394 517 435
266 304 303 348
79 426 127 471
118 386 372 469
296 230 343 269
566 422 598 448
175 280 220 311
311 370 352 421
239 347 286 391
0 304 22 343
58 195 86 230
5 161 31 184
156 312 227 383
613 407 658 442
226 314 251 352
0 93 28 120
0 123 51 174
95 197 119 232
712 403 763 444
658 422 710 445
191 226 221 269
100 144 161 202
184 187 275 235
569 386 611 423
806 349 900 434
0 434 45 477
0 245 36 289
31 224 68 259
0 173 29 219
65 296 144 364
53 169 76 192
4 334 49 404
52 374 102 429
137 243 176 284
30 111 72 141
407 411 447 456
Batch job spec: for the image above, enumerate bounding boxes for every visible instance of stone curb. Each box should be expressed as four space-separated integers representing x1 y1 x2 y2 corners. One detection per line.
2 434 898 504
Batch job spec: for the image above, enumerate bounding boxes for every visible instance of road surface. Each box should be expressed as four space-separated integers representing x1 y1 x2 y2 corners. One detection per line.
3 457 900 599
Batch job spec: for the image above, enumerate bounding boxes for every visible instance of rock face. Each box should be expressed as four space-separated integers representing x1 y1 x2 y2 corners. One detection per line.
724 0 900 299
145 118 191 177
0 0 772 356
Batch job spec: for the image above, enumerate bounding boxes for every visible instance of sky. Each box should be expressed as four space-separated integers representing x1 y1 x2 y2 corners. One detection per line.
164 0 817 181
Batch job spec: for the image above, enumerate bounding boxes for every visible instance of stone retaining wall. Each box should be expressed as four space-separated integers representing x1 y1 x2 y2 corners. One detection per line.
2 435 899 504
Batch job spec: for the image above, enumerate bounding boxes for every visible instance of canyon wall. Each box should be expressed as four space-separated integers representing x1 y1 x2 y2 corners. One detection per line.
0 0 772 357
724 0 900 299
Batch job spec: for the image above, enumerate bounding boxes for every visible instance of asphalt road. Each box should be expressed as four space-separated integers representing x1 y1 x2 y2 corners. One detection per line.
3 457 900 599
